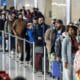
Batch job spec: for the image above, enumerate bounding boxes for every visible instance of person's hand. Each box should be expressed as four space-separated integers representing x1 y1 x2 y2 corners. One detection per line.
76 70 80 74
14 32 17 35
64 62 68 69
56 56 60 62
76 70 80 79
13 31 17 35
38 37 42 40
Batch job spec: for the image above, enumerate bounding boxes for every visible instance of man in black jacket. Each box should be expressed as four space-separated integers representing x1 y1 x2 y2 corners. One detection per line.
36 16 49 46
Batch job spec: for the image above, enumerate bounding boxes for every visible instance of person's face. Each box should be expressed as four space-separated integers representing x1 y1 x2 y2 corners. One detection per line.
68 27 75 37
51 19 56 27
78 44 80 49
38 18 44 25
55 22 61 30
33 19 38 24
27 23 32 29
18 15 23 19
11 13 16 19
1 14 6 20
26 11 30 15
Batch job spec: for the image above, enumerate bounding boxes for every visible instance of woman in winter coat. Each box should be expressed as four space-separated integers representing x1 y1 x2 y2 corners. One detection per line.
62 25 78 80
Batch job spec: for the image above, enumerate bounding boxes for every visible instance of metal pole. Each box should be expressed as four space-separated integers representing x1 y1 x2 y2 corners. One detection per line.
9 33 11 76
23 39 26 77
66 0 71 25
33 42 35 80
2 31 5 70
15 36 18 77
44 46 46 80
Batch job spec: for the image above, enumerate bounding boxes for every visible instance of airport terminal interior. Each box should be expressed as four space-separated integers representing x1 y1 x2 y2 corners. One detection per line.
0 0 80 80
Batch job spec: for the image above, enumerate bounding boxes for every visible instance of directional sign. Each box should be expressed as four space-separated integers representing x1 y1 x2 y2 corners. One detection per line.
1 0 7 6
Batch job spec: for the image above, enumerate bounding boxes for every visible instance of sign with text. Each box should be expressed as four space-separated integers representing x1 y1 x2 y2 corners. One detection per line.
1 0 7 6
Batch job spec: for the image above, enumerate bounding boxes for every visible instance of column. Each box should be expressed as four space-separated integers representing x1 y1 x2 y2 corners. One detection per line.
0 0 1 7
66 0 71 25
34 0 38 8
14 0 16 9
37 0 46 15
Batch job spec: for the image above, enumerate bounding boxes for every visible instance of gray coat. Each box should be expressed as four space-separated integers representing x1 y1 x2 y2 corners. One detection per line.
62 35 76 80
62 36 72 65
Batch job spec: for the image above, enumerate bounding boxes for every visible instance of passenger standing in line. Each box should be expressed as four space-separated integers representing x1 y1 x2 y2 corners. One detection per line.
34 16 49 72
32 17 38 30
32 17 39 43
9 12 17 52
50 19 65 80
12 13 26 59
73 27 80 80
36 16 49 46
62 25 78 80
32 8 43 19
51 19 57 29
25 9 32 22
74 43 80 80
0 12 6 48
21 21 35 63
55 19 65 39
45 19 56 73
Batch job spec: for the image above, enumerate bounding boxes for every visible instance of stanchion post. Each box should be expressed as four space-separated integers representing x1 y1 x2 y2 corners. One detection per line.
9 33 11 76
15 36 18 77
44 46 46 80
2 31 5 70
23 39 26 77
33 42 35 80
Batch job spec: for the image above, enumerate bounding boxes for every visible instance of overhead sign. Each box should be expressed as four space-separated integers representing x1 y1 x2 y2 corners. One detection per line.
1 0 7 6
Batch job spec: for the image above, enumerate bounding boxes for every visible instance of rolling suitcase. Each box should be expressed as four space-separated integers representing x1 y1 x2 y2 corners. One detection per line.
35 46 43 71
35 54 42 71
51 60 61 78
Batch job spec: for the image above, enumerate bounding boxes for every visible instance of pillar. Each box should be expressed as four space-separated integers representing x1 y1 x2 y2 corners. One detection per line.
34 0 38 8
66 0 71 25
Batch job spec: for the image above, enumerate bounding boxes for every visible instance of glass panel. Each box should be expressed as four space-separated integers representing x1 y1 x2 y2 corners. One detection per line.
72 0 80 22
52 0 66 24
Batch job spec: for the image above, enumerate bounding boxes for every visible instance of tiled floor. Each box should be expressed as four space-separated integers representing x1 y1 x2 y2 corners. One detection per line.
0 52 53 80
